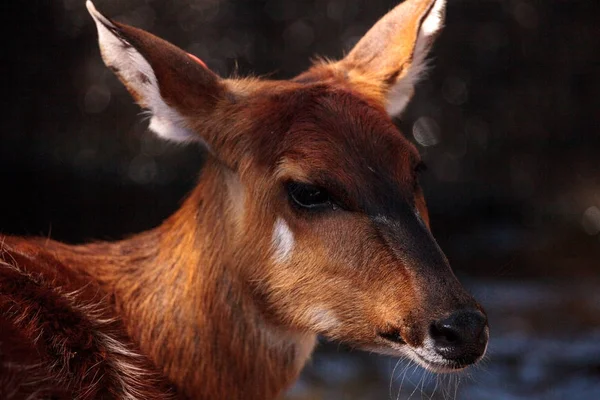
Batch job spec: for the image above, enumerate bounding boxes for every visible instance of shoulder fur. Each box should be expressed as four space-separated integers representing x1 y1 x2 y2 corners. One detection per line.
0 238 176 400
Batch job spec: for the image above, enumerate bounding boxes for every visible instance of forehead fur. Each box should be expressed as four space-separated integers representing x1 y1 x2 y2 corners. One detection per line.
246 84 420 207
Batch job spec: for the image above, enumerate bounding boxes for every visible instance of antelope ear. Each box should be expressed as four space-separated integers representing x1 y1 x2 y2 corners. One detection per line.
86 1 225 143
338 0 446 117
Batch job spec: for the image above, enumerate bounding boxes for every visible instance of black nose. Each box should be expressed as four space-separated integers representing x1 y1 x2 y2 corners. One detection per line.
430 309 488 365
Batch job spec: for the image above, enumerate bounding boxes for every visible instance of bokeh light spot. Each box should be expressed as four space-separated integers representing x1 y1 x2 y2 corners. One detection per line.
513 2 539 30
284 20 315 50
128 154 158 185
412 116 441 147
442 75 469 105
84 84 111 114
582 206 600 235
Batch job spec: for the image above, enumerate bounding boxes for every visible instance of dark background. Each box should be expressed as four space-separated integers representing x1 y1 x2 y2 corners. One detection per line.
1 0 599 398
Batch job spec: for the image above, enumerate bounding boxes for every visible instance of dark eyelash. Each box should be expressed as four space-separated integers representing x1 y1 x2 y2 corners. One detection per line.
286 181 337 211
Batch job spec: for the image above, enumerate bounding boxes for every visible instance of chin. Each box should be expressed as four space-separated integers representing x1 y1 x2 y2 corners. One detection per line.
365 337 487 374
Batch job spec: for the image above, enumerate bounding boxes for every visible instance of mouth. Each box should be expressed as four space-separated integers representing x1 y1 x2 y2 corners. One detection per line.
373 330 488 373
372 342 471 373
403 345 470 373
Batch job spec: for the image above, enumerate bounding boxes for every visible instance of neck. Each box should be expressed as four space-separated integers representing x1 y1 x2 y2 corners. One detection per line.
62 158 315 399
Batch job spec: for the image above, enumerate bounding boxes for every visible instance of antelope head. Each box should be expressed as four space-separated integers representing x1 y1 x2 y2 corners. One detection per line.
87 0 488 373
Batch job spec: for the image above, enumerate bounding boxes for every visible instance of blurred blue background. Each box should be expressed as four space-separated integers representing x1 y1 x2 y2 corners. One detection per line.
1 1 599 398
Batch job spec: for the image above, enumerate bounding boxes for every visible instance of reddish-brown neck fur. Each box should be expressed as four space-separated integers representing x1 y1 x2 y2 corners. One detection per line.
20 158 313 399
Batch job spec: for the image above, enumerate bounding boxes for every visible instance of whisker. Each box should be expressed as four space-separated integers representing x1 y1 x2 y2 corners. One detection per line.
389 358 403 399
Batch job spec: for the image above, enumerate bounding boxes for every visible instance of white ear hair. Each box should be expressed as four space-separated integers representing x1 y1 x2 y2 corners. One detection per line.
87 1 195 142
386 0 446 117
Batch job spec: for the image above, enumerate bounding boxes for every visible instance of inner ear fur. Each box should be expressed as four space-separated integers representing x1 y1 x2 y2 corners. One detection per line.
296 0 447 116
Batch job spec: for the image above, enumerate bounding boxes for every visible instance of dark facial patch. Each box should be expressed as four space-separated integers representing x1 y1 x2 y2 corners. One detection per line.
372 209 476 314
138 72 151 84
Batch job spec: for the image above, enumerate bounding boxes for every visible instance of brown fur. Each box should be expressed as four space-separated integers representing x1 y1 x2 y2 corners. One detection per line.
0 239 176 399
0 1 486 398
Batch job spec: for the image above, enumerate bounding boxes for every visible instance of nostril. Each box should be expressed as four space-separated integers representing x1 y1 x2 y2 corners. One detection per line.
430 309 488 363
430 321 462 346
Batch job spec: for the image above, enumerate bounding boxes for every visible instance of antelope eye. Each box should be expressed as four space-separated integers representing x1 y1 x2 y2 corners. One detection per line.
285 181 334 211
